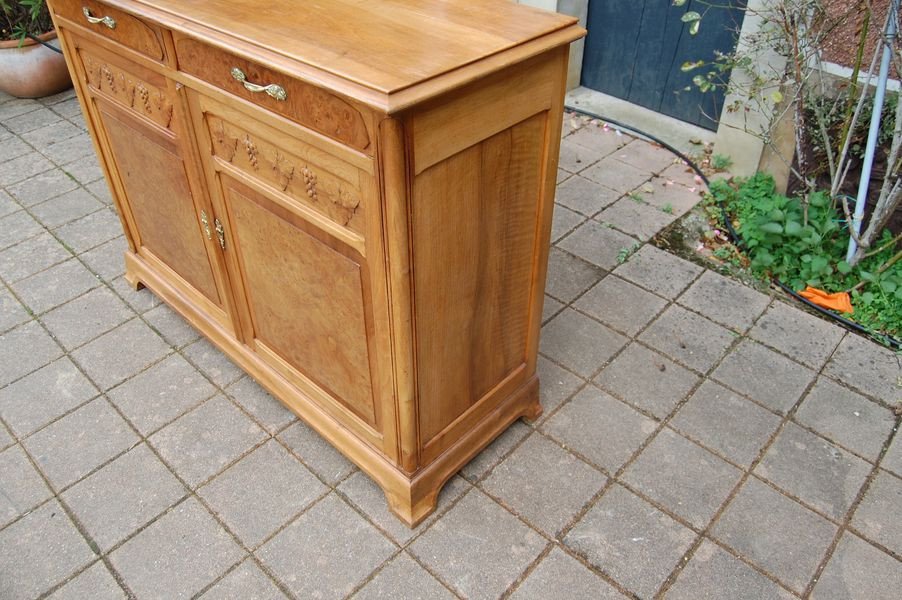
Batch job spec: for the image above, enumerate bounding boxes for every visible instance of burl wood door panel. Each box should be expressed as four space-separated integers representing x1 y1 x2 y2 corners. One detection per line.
219 176 380 433
413 113 546 457
95 103 222 307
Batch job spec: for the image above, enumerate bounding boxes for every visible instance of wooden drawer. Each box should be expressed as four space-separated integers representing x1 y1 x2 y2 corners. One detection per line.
52 0 166 62
174 35 372 153
192 94 375 239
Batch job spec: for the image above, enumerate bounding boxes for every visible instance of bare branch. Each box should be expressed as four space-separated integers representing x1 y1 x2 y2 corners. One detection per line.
839 193 865 244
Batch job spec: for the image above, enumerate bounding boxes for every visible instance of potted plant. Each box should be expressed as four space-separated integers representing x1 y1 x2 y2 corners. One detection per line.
1 0 72 98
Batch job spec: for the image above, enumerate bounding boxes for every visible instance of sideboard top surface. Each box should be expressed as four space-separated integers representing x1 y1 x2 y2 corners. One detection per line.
104 0 582 109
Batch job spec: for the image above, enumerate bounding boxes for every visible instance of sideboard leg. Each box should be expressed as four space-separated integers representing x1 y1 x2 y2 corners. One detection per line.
520 381 543 424
124 270 145 291
123 251 146 290
384 482 441 528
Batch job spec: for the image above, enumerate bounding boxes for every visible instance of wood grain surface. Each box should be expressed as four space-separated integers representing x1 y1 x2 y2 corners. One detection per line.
49 0 583 526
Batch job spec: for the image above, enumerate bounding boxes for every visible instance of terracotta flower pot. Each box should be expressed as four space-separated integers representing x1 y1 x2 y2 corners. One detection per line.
0 30 72 98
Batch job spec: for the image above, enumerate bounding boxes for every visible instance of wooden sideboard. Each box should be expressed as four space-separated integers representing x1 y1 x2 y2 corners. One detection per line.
49 0 584 526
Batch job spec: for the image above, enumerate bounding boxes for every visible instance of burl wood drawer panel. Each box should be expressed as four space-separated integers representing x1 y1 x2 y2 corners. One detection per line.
52 0 166 62
174 34 373 153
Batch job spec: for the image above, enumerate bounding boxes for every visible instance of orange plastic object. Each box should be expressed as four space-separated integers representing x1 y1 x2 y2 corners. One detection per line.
798 286 854 314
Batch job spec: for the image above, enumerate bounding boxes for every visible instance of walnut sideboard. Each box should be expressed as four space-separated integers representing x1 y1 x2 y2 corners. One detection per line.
49 0 585 526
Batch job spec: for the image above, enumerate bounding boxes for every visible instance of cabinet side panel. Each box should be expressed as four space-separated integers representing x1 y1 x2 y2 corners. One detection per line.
413 113 545 444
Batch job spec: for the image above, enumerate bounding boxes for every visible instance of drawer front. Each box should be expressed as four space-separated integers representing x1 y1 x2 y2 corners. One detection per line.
196 96 369 238
175 36 372 152
52 0 165 62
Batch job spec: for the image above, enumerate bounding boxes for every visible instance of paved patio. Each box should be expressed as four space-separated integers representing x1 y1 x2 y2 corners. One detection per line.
1 88 900 599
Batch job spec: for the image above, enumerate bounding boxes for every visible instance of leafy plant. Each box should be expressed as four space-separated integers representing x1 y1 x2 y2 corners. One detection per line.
712 244 744 268
662 203 674 214
679 0 901 269
711 154 733 171
1 0 52 44
617 243 641 264
710 174 901 335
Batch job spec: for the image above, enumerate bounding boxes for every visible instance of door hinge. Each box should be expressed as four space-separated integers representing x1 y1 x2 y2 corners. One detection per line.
214 218 226 250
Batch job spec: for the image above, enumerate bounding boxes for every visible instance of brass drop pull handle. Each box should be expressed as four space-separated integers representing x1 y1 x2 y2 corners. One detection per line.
230 67 287 101
200 210 212 240
214 218 226 250
82 7 116 29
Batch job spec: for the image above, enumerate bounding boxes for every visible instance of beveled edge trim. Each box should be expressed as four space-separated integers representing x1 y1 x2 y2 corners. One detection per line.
77 0 584 112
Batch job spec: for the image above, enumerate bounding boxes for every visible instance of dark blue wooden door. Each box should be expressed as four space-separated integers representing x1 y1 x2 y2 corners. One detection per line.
581 0 746 130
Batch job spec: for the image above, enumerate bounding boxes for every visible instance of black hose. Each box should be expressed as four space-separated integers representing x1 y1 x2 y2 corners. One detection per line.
565 105 742 244
564 104 902 349
773 279 900 349
25 33 63 54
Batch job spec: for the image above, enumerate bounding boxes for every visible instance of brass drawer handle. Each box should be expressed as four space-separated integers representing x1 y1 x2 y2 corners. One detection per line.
230 67 287 101
82 7 117 29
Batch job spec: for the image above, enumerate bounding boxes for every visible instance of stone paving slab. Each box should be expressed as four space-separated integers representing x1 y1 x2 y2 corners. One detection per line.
670 380 782 468
795 377 896 462
565 483 696 598
61 443 186 552
109 497 244 599
594 342 699 418
354 553 455 600
677 269 771 333
712 477 838 594
257 493 396 600
851 470 902 557
667 540 795 600
481 433 607 537
754 422 872 521
510 546 627 599
811 533 902 600
0 499 96 599
1 101 900 599
409 489 546 600
621 428 743 529
198 559 287 600
574 275 667 337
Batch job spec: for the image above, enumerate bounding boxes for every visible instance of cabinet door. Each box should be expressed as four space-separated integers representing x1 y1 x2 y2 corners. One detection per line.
72 38 232 325
216 175 382 442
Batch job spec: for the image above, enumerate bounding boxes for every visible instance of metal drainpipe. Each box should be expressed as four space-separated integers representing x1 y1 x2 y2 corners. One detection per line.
846 0 900 262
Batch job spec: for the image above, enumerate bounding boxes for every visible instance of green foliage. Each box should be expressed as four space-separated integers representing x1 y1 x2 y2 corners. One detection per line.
662 203 674 214
710 174 901 336
0 0 51 43
711 154 733 171
617 243 641 265
806 92 899 164
712 244 744 268
680 10 701 35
